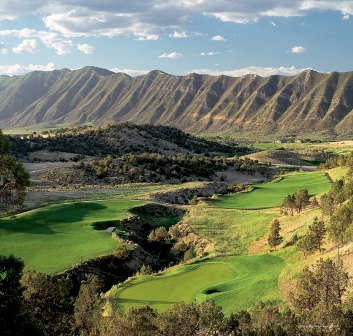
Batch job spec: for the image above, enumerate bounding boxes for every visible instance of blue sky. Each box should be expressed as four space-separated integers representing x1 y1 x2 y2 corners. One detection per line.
0 0 353 77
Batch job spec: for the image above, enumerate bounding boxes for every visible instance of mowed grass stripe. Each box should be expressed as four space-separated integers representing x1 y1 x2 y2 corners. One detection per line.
207 171 330 209
109 254 284 314
0 200 145 274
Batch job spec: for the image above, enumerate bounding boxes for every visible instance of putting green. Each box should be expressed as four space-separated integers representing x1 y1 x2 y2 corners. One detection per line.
207 171 330 209
0 200 145 274
108 254 284 315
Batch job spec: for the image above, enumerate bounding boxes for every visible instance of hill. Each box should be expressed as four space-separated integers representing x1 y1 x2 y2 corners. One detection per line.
10 123 239 157
2 67 353 137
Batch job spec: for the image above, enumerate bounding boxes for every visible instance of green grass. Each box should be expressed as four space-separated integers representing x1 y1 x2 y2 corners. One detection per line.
0 200 145 274
184 207 277 254
108 254 284 315
326 167 349 181
207 171 330 209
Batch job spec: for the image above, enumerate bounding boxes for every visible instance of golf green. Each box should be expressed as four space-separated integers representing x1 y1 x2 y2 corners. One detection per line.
0 200 145 274
109 254 284 315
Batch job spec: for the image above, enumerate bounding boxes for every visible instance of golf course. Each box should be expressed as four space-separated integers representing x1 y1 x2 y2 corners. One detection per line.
108 254 284 315
0 168 334 314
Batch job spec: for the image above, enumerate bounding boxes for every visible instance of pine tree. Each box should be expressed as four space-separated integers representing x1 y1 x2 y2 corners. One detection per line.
308 216 326 253
268 219 283 250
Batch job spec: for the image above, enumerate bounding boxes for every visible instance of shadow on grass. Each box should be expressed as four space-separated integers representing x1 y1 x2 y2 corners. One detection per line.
0 202 107 235
115 297 179 305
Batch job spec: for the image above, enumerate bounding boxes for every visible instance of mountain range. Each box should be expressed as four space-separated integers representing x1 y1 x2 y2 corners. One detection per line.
1 66 353 137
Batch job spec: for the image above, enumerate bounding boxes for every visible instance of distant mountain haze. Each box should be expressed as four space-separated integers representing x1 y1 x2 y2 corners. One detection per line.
1 66 353 137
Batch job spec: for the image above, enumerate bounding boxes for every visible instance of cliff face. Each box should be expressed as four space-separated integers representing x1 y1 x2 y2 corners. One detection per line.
2 67 353 136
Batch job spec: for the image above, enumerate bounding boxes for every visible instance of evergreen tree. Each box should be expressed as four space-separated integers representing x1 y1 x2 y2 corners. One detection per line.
294 188 310 213
308 216 326 253
296 234 317 259
268 219 283 250
328 203 352 244
291 258 349 335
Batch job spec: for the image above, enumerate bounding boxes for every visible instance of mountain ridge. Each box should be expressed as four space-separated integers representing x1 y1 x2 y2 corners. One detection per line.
1 67 353 137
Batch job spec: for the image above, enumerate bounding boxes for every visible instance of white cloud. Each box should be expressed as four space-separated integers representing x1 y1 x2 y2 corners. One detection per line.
343 14 350 20
211 35 226 41
0 48 8 54
200 51 216 56
169 31 188 38
291 45 305 53
51 42 72 55
1 1 353 38
27 62 56 72
190 66 309 77
269 20 277 27
110 68 149 76
135 34 159 41
12 39 39 54
158 52 183 59
0 28 73 55
0 62 55 76
77 43 94 54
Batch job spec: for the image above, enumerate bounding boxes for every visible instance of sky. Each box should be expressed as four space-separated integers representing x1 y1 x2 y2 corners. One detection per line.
0 0 353 77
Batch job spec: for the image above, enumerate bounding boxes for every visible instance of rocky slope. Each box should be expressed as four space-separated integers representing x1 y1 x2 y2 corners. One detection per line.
2 67 353 137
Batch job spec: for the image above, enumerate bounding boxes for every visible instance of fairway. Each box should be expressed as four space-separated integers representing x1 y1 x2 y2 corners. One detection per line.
207 171 330 209
109 254 284 315
0 200 145 274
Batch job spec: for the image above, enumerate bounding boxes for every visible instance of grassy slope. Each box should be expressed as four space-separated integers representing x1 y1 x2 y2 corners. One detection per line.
184 207 277 255
326 166 349 181
207 171 330 209
0 200 145 274
108 254 284 315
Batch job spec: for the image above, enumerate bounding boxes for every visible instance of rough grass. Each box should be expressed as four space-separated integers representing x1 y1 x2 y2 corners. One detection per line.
0 200 145 274
25 181 208 208
108 254 284 315
207 171 330 209
184 207 277 255
326 167 349 181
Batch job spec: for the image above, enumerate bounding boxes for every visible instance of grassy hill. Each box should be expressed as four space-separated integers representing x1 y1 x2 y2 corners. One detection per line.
107 254 284 315
0 200 145 274
2 67 353 137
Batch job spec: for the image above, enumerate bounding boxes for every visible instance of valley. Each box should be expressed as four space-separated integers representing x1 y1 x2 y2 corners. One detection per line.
2 123 353 335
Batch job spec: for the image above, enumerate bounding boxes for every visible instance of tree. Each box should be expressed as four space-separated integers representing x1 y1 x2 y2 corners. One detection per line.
294 189 310 213
0 255 43 336
296 234 317 258
22 270 74 335
148 227 169 243
0 255 25 335
308 216 326 253
104 306 159 336
292 258 349 311
268 219 283 250
74 276 102 335
291 258 349 335
320 193 335 216
328 203 352 244
282 194 295 215
0 130 29 213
